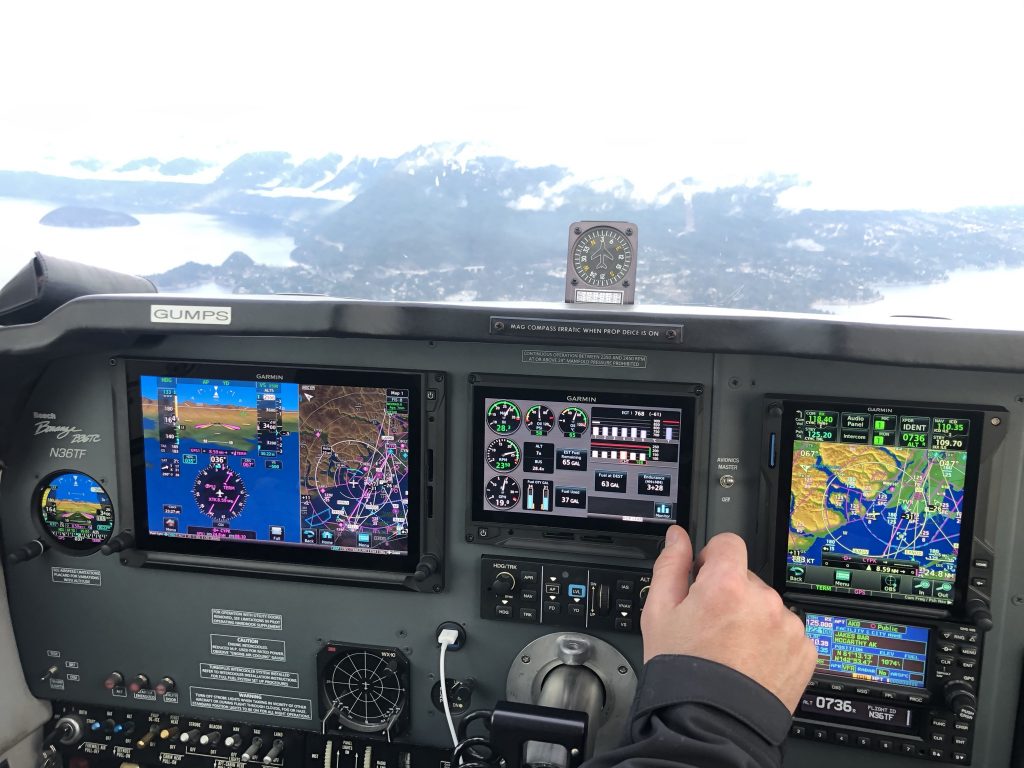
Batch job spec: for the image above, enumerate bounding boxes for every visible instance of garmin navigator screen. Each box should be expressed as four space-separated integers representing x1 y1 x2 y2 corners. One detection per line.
805 613 928 688
777 400 982 607
127 361 422 570
473 386 695 536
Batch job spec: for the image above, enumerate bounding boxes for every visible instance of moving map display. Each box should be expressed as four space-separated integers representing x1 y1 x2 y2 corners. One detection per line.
781 402 980 606
134 367 415 559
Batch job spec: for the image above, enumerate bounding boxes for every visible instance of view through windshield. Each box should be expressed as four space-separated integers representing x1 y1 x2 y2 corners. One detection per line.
1 1 1021 323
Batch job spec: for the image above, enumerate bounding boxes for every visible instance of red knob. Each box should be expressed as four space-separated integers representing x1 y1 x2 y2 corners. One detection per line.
103 671 124 690
128 673 150 693
154 677 176 695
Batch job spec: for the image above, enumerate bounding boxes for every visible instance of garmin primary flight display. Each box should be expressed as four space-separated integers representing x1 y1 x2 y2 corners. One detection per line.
473 385 695 535
776 400 983 607
127 361 422 569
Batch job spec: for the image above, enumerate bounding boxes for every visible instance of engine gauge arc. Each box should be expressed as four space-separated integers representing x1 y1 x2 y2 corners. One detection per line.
486 438 521 472
558 407 590 438
525 405 555 436
485 475 521 509
486 400 522 434
193 463 248 521
36 472 115 551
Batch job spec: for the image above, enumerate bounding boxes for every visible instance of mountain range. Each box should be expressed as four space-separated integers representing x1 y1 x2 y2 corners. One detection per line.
2 144 1022 312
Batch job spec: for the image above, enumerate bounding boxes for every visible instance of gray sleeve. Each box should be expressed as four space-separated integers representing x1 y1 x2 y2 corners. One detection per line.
581 655 793 768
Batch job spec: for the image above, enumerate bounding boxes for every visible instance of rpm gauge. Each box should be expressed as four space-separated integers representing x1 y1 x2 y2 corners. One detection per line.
485 476 521 509
558 407 590 438
525 405 555 436
486 438 521 472
37 472 115 550
487 400 522 434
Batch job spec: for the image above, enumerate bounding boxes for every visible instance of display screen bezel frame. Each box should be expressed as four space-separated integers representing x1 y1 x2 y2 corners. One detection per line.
470 383 697 537
772 398 984 612
125 359 425 574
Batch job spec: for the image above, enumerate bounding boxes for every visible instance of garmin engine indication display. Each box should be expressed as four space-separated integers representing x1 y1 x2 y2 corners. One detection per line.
138 373 411 556
781 402 981 606
474 386 695 534
806 613 928 688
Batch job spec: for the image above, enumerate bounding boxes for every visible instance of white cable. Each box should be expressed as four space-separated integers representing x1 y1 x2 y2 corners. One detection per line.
437 629 461 747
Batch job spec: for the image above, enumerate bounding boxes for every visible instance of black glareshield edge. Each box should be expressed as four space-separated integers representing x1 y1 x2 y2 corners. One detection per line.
465 372 705 561
109 358 447 592
760 394 1006 622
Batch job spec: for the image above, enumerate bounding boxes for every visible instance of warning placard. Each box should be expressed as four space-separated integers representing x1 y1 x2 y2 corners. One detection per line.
51 567 102 586
189 687 312 720
211 609 283 632
209 634 286 662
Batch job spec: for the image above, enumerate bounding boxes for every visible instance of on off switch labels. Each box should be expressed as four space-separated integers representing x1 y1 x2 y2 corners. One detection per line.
474 385 696 536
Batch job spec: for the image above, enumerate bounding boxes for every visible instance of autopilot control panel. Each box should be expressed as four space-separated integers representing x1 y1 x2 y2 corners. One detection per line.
0 296 1019 768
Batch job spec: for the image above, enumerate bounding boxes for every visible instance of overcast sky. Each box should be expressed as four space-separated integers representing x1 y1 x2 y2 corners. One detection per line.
1 0 1022 209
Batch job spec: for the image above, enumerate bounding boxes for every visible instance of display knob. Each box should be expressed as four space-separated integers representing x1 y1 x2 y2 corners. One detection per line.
154 676 176 695
491 572 516 595
263 739 286 764
100 530 135 556
128 673 150 693
103 671 124 690
944 681 978 720
966 598 994 633
596 584 611 616
8 539 47 564
180 729 201 745
241 736 264 761
200 731 222 746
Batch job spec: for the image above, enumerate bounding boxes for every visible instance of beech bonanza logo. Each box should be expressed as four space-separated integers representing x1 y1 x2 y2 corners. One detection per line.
150 305 232 325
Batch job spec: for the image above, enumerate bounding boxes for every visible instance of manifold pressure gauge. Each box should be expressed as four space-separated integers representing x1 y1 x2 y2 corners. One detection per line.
565 221 638 305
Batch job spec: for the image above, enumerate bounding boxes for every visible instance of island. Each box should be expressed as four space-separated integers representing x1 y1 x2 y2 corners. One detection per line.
40 206 140 228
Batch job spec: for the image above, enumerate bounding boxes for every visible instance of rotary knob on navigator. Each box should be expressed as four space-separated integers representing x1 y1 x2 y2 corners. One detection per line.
491 571 516 595
944 680 978 720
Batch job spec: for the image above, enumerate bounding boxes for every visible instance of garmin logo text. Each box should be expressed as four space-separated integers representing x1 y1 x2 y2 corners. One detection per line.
256 374 284 380
150 305 232 325
566 395 597 403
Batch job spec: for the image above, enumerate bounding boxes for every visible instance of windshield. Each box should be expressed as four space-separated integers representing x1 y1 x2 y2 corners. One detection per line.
1 1 1021 324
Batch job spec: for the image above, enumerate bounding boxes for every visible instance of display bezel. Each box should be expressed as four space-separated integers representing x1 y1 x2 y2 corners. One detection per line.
126 359 424 574
772 398 984 612
470 382 697 538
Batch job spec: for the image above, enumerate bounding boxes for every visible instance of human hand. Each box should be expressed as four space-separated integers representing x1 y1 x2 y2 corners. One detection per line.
640 525 817 712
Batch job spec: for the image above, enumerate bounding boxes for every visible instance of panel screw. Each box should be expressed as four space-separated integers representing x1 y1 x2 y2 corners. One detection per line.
432 585 441 593
695 385 704 396
666 329 678 340
1016 396 1024 404
493 320 505 331
397 629 408 638
1012 595 1024 606
625 228 633 236
434 374 443 382
574 227 581 235
617 666 628 675
623 281 630 287
991 417 1002 426
465 534 474 542
109 358 117 366
571 278 578 285
521 656 531 664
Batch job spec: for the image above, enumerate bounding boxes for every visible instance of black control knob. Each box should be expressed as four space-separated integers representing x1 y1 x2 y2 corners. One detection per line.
491 572 516 595
944 681 978 720
100 530 135 556
154 676 176 695
966 598 994 633
241 736 264 761
159 725 180 740
180 728 201 745
224 730 249 749
136 724 160 748
45 714 86 747
8 539 47 565
128 673 150 693
200 731 222 746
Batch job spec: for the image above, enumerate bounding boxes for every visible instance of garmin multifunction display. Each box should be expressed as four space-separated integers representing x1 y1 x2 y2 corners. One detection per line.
130 364 420 564
806 613 928 688
474 386 695 535
36 472 115 549
780 401 982 606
